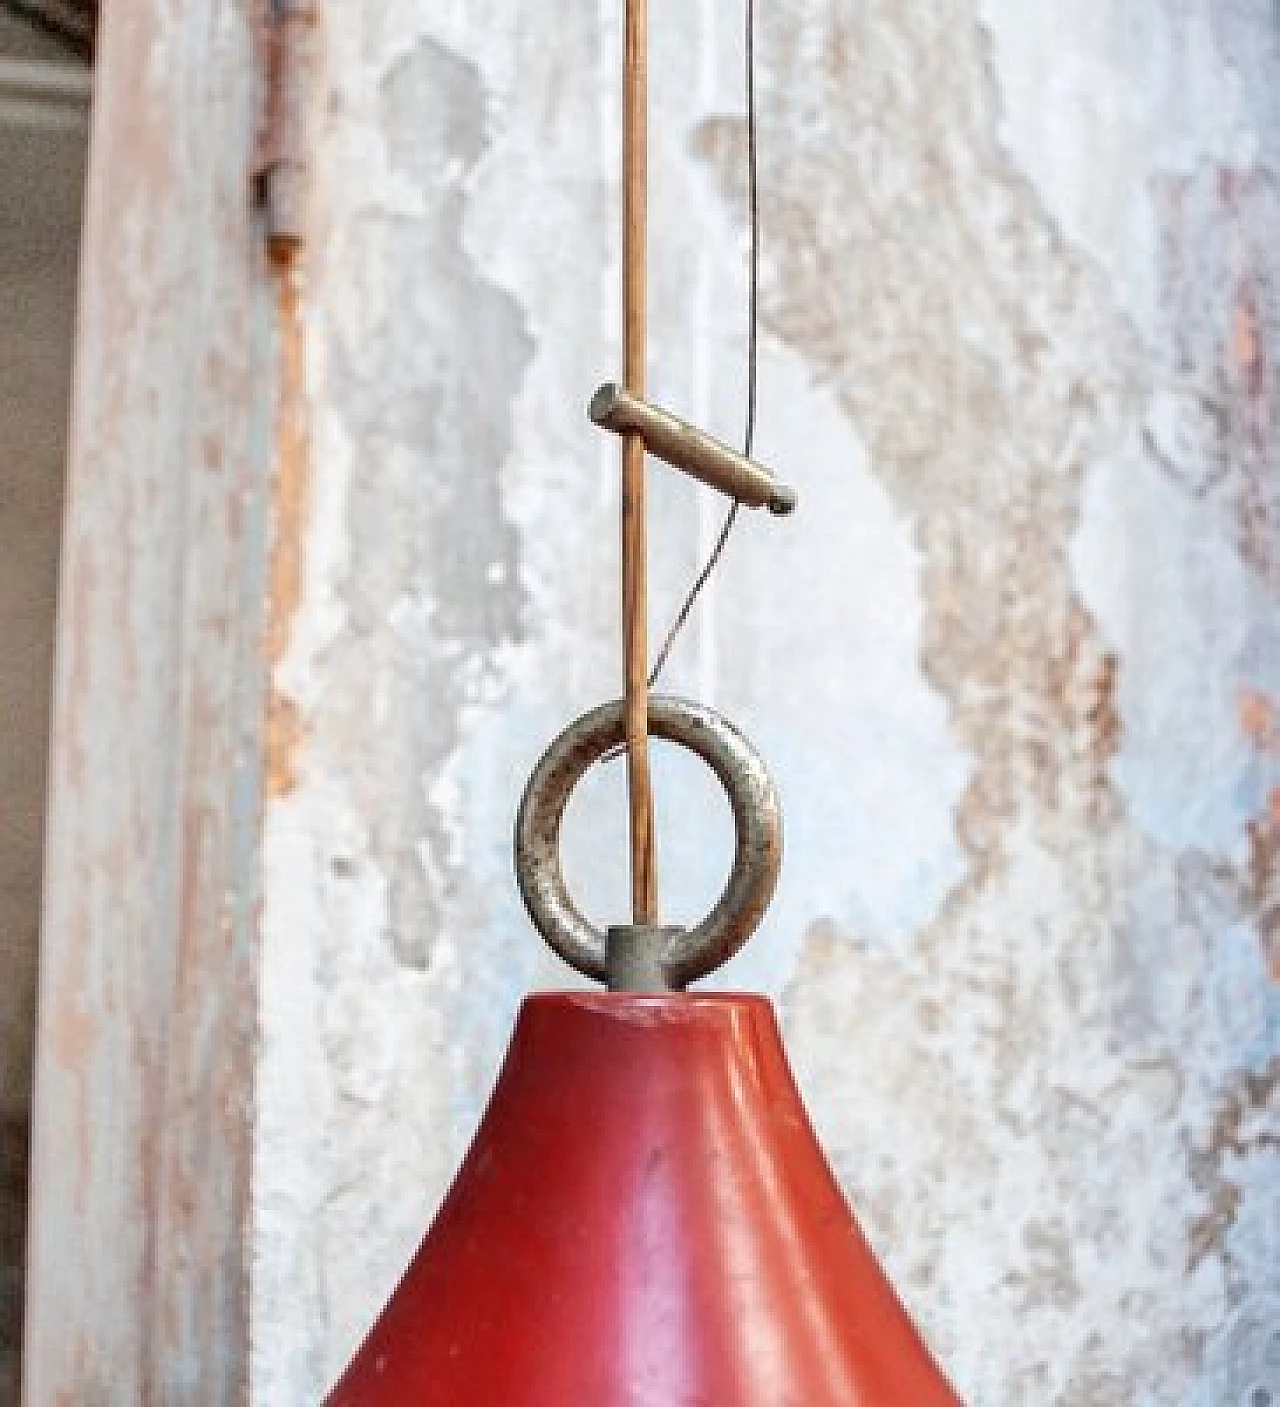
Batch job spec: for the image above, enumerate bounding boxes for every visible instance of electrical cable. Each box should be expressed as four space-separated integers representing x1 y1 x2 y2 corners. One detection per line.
646 0 759 688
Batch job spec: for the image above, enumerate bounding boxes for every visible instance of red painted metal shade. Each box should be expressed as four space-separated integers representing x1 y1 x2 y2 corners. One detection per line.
326 992 962 1406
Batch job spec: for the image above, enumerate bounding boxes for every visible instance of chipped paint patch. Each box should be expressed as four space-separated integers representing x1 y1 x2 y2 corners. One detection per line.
1074 438 1275 854
250 2 1280 1403
977 0 1256 339
266 271 311 798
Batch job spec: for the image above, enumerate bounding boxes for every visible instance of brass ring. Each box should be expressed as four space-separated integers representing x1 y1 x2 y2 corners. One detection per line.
514 695 782 987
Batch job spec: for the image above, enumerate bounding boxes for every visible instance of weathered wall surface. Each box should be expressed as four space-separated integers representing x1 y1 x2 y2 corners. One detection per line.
255 2 1280 1403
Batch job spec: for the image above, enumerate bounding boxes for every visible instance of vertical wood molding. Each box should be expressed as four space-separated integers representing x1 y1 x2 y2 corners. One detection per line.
23 2 277 1401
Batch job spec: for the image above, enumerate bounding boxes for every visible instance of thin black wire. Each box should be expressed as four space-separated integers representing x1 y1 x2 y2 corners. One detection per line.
646 0 758 689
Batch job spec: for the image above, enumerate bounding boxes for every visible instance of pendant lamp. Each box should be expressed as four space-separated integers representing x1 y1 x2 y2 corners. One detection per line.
326 1 963 1397
325 699 963 1405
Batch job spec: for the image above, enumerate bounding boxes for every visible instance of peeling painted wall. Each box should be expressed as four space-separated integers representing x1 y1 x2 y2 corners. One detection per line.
255 2 1280 1404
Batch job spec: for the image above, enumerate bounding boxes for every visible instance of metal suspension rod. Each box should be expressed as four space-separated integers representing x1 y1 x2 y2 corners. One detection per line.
622 0 657 923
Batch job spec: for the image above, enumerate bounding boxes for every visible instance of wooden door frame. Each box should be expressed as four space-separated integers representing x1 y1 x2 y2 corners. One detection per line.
23 3 282 1400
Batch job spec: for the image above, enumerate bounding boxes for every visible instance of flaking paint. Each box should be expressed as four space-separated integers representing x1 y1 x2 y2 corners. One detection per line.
251 2 1280 1404
25 2 273 1400
266 271 313 800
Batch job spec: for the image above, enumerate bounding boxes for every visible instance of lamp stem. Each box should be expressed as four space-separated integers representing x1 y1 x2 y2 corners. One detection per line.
622 0 656 923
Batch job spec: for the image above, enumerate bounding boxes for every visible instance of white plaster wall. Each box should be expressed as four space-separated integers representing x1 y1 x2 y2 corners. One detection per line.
254 3 1280 1403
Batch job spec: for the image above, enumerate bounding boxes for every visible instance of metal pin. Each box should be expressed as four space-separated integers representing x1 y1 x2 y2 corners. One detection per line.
589 383 798 516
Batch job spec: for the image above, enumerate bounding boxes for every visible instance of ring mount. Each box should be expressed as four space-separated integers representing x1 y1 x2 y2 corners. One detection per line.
514 696 783 989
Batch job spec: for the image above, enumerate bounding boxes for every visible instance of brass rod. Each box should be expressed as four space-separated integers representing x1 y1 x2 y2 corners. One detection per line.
622 0 656 923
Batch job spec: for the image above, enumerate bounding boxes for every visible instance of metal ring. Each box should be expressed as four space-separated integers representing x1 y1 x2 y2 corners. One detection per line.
514 695 782 987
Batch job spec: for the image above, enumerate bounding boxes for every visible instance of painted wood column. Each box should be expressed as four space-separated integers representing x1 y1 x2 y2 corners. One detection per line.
23 2 279 1400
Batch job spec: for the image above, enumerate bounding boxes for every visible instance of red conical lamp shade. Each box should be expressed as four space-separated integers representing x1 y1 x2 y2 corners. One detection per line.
326 992 961 1405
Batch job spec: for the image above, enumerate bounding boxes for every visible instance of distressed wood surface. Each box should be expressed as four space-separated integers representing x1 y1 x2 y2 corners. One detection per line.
23 1 275 1401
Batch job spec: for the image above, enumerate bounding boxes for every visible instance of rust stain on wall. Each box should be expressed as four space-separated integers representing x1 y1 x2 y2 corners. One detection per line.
1187 1058 1280 1272
1235 685 1280 981
1239 685 1280 754
1147 151 1280 990
1151 166 1280 583
1244 796 1280 983
266 268 310 798
691 4 1279 1399
695 2 1135 903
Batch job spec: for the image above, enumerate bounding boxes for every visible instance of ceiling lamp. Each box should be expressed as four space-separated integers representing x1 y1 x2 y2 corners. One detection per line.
325 0 963 1399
